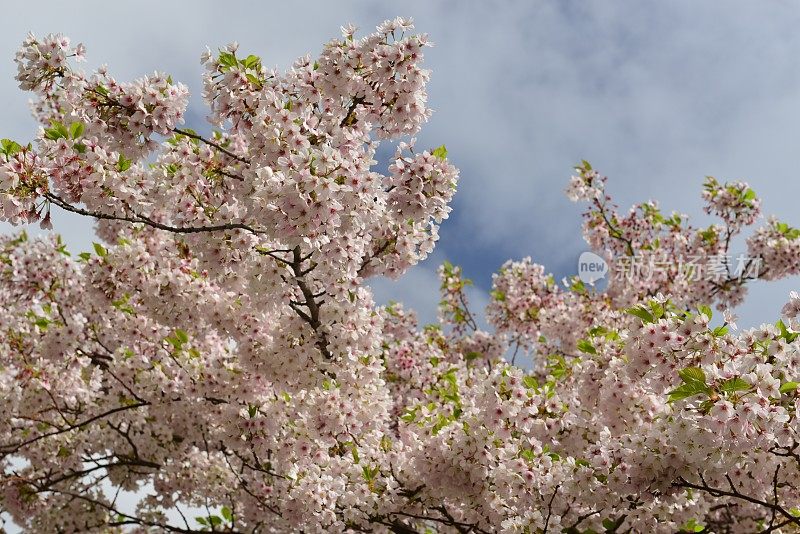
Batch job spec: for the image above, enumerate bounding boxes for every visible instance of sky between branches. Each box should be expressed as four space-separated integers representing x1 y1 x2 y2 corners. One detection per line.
1 0 799 328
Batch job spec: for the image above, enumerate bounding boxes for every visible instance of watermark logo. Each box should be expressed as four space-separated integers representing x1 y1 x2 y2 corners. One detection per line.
576 251 762 284
578 251 608 284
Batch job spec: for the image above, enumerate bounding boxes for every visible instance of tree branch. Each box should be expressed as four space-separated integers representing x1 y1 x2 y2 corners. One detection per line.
674 475 800 528
44 192 265 235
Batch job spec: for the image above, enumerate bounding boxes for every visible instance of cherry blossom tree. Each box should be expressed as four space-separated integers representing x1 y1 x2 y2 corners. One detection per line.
1 19 800 534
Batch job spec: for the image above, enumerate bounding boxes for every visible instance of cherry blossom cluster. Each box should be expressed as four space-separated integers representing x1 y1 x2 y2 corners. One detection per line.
1 19 800 534
567 161 800 311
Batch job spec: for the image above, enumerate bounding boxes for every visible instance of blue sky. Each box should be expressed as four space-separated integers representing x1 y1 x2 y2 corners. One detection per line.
2 0 800 328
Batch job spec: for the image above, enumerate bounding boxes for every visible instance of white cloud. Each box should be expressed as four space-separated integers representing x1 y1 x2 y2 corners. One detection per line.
0 0 798 326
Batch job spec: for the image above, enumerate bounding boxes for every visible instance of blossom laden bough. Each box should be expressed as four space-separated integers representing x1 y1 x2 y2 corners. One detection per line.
0 19 799 534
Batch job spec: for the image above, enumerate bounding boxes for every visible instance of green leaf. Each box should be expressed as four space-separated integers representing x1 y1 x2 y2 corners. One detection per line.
668 382 709 402
780 381 799 394
221 506 233 522
92 242 107 257
649 300 665 319
678 367 707 385
465 351 482 362
522 375 538 390
400 408 417 423
697 305 713 320
602 515 625 531
680 519 705 532
576 339 597 355
112 294 135 315
361 464 379 481
117 153 132 172
669 367 711 402
0 138 23 158
700 227 718 244
626 306 654 323
490 289 506 301
218 50 238 70
53 121 69 138
245 73 262 86
44 120 69 141
43 129 63 141
570 278 587 294
547 355 569 379
712 325 729 337
241 54 261 69
719 377 751 394
432 145 448 160
69 122 84 139
431 413 452 435
519 448 536 462
165 329 188 350
776 320 799 343
175 329 189 344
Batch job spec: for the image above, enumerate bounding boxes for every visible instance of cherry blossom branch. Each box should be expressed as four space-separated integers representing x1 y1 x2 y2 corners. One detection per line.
759 517 798 534
259 245 333 360
769 442 800 470
286 245 332 360
172 127 250 164
592 196 635 256
44 192 266 235
84 82 248 167
24 457 160 491
673 475 800 528
357 236 396 276
542 488 558 533
0 401 150 455
340 96 367 128
35 486 239 534
385 510 490 534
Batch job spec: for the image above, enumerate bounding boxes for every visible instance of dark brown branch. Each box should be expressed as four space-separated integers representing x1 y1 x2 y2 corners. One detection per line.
340 96 366 128
543 488 558 533
387 510 489 534
593 197 635 257
44 192 265 235
674 475 800 528
28 457 160 490
37 486 239 534
0 401 149 455
357 237 396 276
173 128 250 164
287 246 332 360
